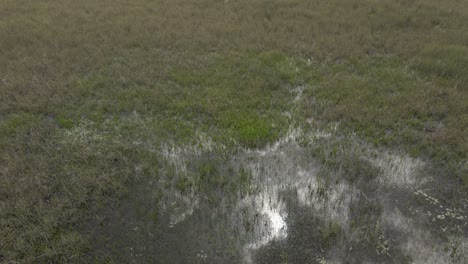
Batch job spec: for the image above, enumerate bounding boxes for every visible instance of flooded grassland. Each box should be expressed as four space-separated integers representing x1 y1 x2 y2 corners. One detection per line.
75 83 467 263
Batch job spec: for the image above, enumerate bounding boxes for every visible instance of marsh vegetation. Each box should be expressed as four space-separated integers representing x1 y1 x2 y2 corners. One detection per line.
0 0 467 263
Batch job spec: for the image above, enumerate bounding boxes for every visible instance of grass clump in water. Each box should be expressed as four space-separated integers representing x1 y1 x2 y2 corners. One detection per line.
320 221 342 249
224 113 275 148
56 117 75 129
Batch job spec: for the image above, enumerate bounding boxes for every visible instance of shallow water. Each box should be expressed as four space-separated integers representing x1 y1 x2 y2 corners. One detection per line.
83 86 467 263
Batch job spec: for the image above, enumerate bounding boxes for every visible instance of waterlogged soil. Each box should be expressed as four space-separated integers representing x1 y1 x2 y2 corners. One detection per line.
85 126 468 263
81 84 467 264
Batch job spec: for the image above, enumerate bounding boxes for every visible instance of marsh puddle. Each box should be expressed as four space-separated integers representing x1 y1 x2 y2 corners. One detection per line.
86 126 360 263
86 124 468 263
82 87 467 263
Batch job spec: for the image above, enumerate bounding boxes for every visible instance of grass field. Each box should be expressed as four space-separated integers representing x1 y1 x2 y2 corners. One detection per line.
1 0 467 263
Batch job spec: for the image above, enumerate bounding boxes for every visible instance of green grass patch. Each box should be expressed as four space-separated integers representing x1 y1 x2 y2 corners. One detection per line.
167 52 313 147
56 117 75 129
0 113 39 142
221 112 276 148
